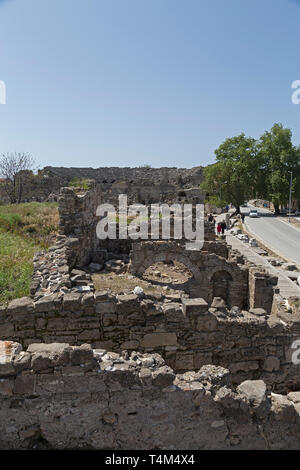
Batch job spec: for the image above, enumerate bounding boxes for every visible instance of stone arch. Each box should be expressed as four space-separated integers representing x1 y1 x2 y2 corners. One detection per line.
135 251 202 282
211 270 233 307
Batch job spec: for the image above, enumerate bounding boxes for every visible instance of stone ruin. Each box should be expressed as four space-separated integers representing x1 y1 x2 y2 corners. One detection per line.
1 181 300 449
0 165 205 205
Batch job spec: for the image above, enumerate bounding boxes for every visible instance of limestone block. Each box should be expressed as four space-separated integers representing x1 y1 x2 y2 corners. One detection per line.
96 302 116 314
0 341 22 376
152 366 175 388
7 297 34 315
182 298 208 317
287 392 300 404
237 380 266 408
140 332 178 348
175 352 194 370
271 393 297 422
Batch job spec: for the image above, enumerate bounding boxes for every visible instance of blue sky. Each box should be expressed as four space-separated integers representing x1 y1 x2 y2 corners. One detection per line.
0 0 300 169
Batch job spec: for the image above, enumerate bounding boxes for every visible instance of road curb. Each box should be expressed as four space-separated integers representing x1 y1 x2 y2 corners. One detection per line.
243 220 300 271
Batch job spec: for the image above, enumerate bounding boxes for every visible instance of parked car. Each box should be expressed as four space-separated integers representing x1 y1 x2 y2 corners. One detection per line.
280 208 288 215
295 210 300 216
249 209 259 218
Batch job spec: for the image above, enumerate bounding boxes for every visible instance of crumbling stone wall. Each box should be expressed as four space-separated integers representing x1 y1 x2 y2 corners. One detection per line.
1 291 300 390
249 267 278 313
129 241 249 307
58 183 102 267
3 165 205 204
0 340 300 450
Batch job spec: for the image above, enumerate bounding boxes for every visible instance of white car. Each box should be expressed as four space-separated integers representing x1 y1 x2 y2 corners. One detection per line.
249 209 259 218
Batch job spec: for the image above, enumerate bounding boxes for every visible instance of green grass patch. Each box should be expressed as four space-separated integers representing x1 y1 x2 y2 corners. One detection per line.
0 230 37 304
68 177 90 191
0 202 59 304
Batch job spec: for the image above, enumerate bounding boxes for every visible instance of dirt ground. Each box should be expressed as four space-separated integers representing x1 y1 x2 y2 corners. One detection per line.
92 260 192 295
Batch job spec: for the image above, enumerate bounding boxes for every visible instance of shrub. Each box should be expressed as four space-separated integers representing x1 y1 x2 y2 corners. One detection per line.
0 213 22 231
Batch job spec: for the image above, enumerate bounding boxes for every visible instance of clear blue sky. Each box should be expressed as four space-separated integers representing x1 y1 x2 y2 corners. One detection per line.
0 0 300 169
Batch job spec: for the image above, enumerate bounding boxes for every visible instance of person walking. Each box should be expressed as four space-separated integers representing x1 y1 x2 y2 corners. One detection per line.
217 222 222 235
241 213 245 223
221 220 226 234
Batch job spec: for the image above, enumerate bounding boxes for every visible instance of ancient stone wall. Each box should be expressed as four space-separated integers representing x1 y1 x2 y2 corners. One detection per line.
0 166 205 204
1 341 300 450
128 240 249 307
1 291 300 391
58 183 102 267
249 267 278 313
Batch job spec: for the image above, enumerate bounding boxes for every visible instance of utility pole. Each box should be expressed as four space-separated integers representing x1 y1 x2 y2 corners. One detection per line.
289 171 293 223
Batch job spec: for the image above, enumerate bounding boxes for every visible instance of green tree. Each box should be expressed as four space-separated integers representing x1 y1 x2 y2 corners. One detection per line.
201 134 260 212
257 123 300 214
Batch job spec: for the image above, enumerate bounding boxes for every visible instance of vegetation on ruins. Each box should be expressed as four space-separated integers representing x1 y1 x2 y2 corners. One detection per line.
0 202 58 304
0 152 36 204
201 123 300 213
68 177 90 191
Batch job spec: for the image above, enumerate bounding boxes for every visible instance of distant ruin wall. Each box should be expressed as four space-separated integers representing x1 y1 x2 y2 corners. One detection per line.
0 165 205 204
1 341 300 450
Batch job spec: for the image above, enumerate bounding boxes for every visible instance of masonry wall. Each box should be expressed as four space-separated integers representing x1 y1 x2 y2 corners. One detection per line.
1 292 300 391
129 240 249 307
3 165 205 204
1 341 300 450
58 183 102 267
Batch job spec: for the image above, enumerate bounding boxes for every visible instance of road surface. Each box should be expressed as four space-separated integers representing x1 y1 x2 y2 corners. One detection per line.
240 204 300 266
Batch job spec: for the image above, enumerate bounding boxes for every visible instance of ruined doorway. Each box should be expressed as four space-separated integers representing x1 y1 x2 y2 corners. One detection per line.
211 270 233 307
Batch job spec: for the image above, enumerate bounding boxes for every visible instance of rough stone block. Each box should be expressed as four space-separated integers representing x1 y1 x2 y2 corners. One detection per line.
77 329 100 341
7 297 34 315
196 313 218 332
263 355 280 372
0 378 14 395
237 380 266 408
0 341 22 376
152 366 175 388
175 352 194 370
96 302 116 314
63 293 82 311
140 333 178 348
13 374 35 395
70 344 93 365
182 298 208 317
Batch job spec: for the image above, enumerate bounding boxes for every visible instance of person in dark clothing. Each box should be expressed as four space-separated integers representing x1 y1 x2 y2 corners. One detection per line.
208 214 213 222
221 221 226 234
241 213 245 223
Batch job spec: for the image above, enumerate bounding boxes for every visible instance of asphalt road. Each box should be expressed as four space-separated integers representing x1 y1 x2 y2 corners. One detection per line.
240 204 300 266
